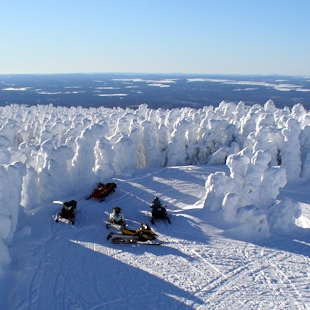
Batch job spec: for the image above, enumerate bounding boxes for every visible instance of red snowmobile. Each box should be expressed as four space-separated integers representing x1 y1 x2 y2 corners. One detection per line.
85 182 117 202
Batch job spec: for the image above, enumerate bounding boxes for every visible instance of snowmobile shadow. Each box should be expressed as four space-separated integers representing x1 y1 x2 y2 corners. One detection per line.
152 181 199 205
159 165 227 184
115 181 201 226
117 165 227 186
255 230 310 257
109 240 192 259
178 206 310 257
111 209 213 247
115 169 205 208
69 240 205 308
146 214 213 247
278 179 310 204
219 222 310 257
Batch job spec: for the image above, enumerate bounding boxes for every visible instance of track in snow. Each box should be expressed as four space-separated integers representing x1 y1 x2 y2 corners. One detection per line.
2 166 310 309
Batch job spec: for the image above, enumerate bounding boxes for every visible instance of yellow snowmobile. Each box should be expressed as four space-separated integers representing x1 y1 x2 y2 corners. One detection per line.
107 222 162 245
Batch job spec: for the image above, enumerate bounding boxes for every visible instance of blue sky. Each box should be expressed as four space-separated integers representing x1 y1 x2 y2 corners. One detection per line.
1 0 309 75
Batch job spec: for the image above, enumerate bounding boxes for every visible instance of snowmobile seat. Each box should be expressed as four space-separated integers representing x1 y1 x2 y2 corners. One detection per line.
86 182 117 201
151 197 167 216
151 204 167 218
122 228 137 235
121 223 150 236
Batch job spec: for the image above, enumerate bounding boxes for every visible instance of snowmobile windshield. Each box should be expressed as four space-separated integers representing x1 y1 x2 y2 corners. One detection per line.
64 204 72 210
96 182 105 189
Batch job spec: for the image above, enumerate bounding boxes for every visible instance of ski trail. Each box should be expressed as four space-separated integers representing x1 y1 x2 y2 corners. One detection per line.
191 249 227 279
294 239 310 247
17 225 62 309
114 167 168 182
184 238 310 309
190 248 257 308
260 249 309 309
89 299 124 310
5 166 310 309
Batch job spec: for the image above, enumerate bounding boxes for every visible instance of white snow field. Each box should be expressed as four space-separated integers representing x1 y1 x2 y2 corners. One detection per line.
1 100 310 309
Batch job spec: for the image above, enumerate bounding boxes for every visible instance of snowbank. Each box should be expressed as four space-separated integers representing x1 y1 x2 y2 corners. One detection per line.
1 100 310 272
204 150 288 238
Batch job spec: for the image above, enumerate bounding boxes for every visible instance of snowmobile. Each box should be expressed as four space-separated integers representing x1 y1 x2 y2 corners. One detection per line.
54 200 77 225
85 182 117 202
107 222 162 245
106 206 126 229
150 196 171 224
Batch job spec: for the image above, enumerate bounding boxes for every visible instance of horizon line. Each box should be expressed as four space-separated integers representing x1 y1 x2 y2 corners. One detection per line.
0 72 309 78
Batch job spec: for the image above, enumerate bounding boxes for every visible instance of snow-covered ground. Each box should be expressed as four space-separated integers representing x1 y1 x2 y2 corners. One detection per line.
1 101 310 309
2 165 310 309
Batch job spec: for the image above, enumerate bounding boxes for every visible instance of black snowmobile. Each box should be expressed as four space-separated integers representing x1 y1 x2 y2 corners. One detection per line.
54 200 77 225
150 196 171 224
107 222 162 245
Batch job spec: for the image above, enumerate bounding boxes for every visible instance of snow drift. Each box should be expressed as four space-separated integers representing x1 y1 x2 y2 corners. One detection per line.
1 100 310 274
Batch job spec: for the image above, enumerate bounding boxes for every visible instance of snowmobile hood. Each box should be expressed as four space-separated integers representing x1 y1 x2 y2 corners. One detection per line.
121 227 157 239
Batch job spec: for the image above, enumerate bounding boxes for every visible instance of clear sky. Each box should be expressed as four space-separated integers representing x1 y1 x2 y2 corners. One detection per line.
1 0 309 76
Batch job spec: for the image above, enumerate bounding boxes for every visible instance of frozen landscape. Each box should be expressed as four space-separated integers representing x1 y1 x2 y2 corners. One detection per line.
1 74 310 110
1 100 310 309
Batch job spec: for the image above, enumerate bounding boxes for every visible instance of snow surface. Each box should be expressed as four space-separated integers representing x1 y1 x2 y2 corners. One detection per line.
1 100 310 309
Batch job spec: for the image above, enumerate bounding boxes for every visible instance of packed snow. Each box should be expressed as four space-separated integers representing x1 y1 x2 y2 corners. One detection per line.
1 100 310 309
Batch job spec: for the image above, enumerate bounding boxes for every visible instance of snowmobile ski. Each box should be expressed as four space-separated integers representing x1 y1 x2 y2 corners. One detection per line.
105 222 127 229
151 216 171 224
53 200 77 226
53 214 75 225
111 237 163 245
